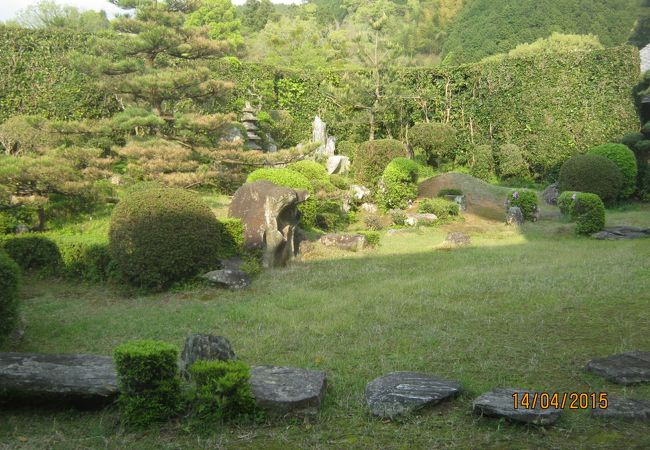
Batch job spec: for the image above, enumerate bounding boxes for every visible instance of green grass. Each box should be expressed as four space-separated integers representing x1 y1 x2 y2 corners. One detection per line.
1 205 650 449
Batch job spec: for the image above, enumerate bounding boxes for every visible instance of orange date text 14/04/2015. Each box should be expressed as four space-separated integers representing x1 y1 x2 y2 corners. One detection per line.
512 392 608 410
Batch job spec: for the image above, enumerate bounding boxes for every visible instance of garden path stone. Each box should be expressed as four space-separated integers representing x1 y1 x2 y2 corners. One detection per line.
586 351 650 384
250 365 326 416
180 334 236 376
202 269 251 290
591 226 650 240
473 388 562 425
365 372 461 419
590 396 650 420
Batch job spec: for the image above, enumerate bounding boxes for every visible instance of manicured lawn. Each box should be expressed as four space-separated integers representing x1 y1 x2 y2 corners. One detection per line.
1 206 649 449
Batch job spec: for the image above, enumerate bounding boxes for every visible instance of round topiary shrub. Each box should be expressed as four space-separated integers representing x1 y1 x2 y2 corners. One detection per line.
109 187 223 289
573 193 605 235
507 190 538 222
2 236 62 274
587 143 637 198
288 160 330 185
351 139 408 187
558 154 623 206
0 251 20 346
379 157 419 209
246 168 317 228
557 191 579 219
409 122 457 164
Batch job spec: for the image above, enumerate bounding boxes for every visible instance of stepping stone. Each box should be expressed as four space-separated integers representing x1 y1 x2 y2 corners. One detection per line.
473 388 562 425
592 226 650 240
250 365 326 416
590 396 650 420
586 351 650 385
365 372 461 419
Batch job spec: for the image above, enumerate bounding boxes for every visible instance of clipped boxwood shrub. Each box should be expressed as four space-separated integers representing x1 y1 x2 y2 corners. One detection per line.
189 360 257 422
507 190 538 222
418 198 460 219
351 139 408 187
0 251 20 346
329 174 351 190
57 239 113 282
1 235 62 274
557 191 579 219
409 122 457 164
287 160 330 185
469 144 495 181
573 193 605 235
358 230 380 247
113 340 182 427
109 187 223 290
246 168 316 228
558 154 623 205
587 143 637 198
379 157 419 210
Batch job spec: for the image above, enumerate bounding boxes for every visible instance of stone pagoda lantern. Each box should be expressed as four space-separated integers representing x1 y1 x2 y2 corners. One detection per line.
242 102 263 150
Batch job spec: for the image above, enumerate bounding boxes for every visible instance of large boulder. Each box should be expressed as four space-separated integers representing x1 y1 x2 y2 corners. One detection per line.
229 181 308 268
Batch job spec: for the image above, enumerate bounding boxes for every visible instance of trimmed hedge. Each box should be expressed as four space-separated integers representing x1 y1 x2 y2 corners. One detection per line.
189 360 257 422
246 168 316 228
418 198 460 219
1 236 62 274
109 188 223 290
558 154 623 206
573 193 605 235
287 160 330 185
379 157 419 210
507 190 538 222
0 251 20 346
587 143 637 198
557 191 579 219
113 340 182 427
352 139 408 187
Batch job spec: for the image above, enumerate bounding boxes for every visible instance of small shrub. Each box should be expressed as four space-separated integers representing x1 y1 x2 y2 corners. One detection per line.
379 157 419 210
288 160 330 185
109 188 223 290
358 231 380 247
587 143 637 198
557 191 579 219
315 199 349 231
418 198 460 220
497 144 529 179
0 251 20 346
189 360 257 422
409 122 457 164
437 188 463 197
246 168 316 228
558 154 623 206
468 144 495 180
363 214 384 231
219 218 245 258
2 235 62 274
389 209 407 226
57 238 114 282
507 190 538 222
351 139 408 187
573 193 605 235
113 340 182 427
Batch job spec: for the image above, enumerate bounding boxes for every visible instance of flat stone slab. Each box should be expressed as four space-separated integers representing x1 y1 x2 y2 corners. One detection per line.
0 352 118 404
590 396 650 420
592 226 650 240
320 233 367 251
250 365 326 416
365 372 461 419
586 351 650 384
473 388 562 425
202 269 251 290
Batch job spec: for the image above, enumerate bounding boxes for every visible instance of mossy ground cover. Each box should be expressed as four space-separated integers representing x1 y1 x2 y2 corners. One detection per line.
1 202 649 449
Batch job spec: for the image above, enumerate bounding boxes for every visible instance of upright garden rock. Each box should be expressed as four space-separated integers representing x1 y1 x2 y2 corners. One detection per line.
250 365 327 416
365 372 461 419
506 206 524 225
543 183 560 205
229 181 308 268
180 334 235 376
326 155 351 175
586 351 650 384
473 388 562 425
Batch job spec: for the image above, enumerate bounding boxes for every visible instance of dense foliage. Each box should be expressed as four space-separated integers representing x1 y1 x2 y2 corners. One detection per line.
507 190 538 222
558 154 624 206
378 157 419 210
418 198 460 220
0 251 20 346
1 235 62 274
468 144 495 181
352 139 408 187
496 144 529 180
573 193 606 235
109 188 223 290
558 191 579 219
587 143 638 198
408 122 457 165
113 340 182 427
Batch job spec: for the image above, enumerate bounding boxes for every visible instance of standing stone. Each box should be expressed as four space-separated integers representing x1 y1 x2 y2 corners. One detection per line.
180 334 235 376
590 396 650 420
586 351 650 384
506 206 524 226
473 388 562 425
320 233 367 251
251 365 327 416
543 183 560 205
365 372 462 419
324 136 336 156
229 181 308 268
312 116 327 145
